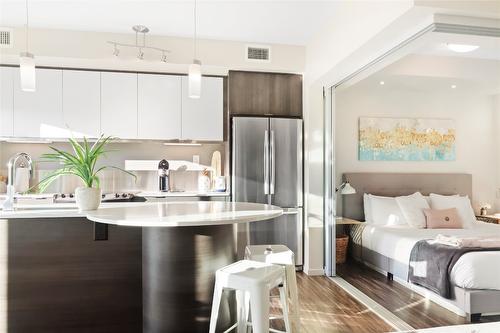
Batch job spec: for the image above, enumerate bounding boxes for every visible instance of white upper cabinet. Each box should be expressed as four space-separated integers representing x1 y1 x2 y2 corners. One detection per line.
101 72 138 139
62 70 101 138
181 76 224 141
138 74 181 140
13 68 64 138
0 67 14 137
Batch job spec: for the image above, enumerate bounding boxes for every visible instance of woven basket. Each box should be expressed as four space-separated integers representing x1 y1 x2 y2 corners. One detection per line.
336 234 349 264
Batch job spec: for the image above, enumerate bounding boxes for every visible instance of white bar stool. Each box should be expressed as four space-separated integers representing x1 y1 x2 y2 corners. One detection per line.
209 259 291 333
245 245 300 333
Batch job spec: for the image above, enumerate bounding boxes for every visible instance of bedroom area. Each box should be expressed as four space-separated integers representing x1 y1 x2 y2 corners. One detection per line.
325 16 500 332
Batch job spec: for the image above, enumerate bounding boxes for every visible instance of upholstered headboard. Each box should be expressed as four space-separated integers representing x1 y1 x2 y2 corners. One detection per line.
342 173 472 221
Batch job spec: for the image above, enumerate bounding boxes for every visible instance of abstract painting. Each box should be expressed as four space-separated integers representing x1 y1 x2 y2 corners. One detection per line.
359 117 456 161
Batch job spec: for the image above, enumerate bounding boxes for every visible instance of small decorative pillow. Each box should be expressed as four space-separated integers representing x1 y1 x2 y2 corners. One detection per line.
429 194 476 229
395 192 430 229
424 208 463 229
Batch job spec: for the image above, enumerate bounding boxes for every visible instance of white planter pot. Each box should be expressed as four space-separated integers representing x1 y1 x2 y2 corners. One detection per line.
75 187 101 211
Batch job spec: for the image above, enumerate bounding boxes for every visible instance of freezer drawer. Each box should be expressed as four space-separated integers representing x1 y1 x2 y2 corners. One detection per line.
248 208 303 266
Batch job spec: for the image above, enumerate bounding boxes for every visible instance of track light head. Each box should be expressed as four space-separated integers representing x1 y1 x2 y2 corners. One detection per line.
137 49 144 60
161 53 167 63
112 45 120 57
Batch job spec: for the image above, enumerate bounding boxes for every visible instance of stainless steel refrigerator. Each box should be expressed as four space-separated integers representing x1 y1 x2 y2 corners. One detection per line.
232 117 303 266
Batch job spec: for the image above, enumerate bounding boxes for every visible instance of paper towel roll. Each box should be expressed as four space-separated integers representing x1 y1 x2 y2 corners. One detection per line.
15 168 30 193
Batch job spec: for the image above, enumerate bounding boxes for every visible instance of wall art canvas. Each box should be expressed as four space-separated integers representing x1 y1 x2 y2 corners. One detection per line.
359 117 456 161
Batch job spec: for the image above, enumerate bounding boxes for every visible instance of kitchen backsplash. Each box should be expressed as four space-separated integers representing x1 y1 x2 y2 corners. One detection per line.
0 141 228 194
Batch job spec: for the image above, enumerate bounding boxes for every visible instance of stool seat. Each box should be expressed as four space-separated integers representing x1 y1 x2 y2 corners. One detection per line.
216 259 284 291
245 244 295 265
209 259 291 333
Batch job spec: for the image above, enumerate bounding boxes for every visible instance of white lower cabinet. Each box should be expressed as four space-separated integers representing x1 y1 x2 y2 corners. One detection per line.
0 67 14 136
138 74 182 140
181 76 224 141
101 72 138 139
62 70 101 138
13 68 64 138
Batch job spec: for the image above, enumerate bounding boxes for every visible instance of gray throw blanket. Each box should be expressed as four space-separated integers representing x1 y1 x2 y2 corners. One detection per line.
408 240 500 299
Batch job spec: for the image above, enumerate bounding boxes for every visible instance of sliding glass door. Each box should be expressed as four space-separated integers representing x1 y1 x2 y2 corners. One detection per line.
323 86 336 276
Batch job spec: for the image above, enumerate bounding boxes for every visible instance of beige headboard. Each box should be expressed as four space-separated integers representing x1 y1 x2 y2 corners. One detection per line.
342 173 472 221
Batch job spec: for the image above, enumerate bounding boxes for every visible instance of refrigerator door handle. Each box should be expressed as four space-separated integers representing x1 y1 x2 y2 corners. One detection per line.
264 130 269 195
270 130 276 195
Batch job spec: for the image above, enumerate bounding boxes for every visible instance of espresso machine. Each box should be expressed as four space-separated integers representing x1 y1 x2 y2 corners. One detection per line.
158 159 170 192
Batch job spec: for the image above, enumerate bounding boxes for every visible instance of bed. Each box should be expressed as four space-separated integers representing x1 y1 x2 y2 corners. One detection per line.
342 172 500 322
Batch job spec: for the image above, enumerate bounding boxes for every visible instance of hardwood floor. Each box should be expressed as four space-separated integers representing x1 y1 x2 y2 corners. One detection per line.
337 260 500 330
270 272 394 333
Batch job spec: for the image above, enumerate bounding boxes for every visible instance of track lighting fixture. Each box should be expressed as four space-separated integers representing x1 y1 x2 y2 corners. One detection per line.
108 25 170 62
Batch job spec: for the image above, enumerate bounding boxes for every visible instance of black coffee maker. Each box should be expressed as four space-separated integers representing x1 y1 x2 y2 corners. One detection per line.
158 159 170 192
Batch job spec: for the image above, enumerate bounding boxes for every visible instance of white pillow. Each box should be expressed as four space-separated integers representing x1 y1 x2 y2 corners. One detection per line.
368 194 407 226
363 193 372 223
429 193 476 229
395 192 430 229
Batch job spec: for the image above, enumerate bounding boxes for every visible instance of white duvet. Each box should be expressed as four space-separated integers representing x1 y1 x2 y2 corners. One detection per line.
361 221 500 290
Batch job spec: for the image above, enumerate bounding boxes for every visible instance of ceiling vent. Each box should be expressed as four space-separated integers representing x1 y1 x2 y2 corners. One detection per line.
246 45 271 62
0 28 13 48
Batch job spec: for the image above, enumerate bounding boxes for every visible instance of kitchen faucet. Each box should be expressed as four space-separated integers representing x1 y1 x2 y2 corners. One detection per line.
2 153 33 211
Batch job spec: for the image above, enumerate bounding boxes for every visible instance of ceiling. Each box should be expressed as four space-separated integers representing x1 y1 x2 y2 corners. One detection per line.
415 32 500 61
0 0 338 45
341 32 500 95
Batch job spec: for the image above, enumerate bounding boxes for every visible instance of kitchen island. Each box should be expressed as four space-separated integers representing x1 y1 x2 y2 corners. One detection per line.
0 201 281 333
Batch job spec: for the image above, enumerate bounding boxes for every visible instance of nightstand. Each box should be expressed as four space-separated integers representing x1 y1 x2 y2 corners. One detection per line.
476 214 500 224
336 217 363 234
335 217 363 264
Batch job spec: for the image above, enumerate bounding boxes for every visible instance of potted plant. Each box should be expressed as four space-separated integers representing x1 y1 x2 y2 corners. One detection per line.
36 135 135 211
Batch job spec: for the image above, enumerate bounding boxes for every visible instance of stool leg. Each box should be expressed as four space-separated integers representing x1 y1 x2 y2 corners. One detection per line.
236 290 247 333
249 286 270 333
209 283 223 333
279 284 291 333
286 266 300 333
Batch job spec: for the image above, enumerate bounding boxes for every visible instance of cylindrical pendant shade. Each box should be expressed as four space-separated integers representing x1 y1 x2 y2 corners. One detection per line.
20 52 36 92
188 59 201 99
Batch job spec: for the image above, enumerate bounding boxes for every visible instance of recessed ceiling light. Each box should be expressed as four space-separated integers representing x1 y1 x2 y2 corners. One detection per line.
447 43 479 53
379 81 385 85
451 85 457 89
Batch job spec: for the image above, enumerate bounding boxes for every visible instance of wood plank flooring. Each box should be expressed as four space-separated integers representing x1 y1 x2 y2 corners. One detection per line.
337 260 500 330
270 272 394 333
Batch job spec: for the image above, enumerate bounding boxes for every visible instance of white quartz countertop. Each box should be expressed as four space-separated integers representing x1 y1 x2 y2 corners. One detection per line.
136 191 230 197
86 202 283 227
0 202 157 219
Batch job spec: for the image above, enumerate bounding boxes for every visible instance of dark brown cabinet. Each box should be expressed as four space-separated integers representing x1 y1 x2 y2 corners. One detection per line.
3 218 142 332
228 70 302 118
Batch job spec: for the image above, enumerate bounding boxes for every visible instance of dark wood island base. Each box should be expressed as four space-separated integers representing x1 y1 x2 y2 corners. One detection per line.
142 225 237 333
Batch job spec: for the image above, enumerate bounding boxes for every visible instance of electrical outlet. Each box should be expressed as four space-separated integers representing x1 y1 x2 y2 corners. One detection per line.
193 155 200 164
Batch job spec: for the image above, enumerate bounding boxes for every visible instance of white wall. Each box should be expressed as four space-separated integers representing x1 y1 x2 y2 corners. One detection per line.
335 84 498 214
0 27 305 75
303 0 415 275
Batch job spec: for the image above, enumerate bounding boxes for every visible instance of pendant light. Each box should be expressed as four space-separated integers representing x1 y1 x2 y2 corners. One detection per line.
188 0 201 99
20 0 35 92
